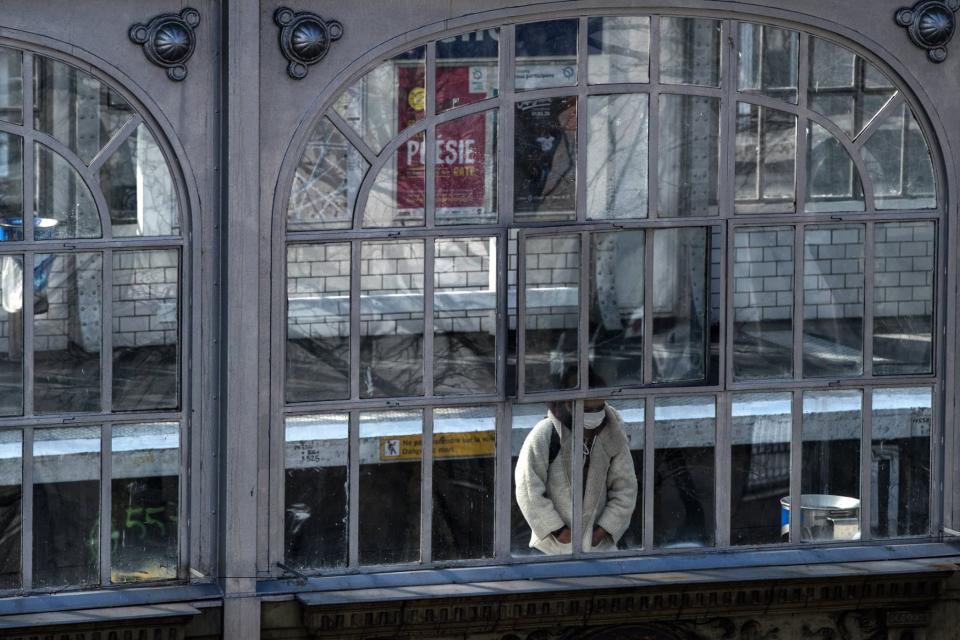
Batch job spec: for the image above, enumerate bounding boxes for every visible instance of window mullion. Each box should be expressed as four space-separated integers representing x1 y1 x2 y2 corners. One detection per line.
789 389 802 543
349 240 361 401
102 250 113 413
494 402 510 559
575 17 588 224
425 42 437 230
864 222 875 377
420 407 433 563
21 426 33 591
571 400 584 556
23 252 34 417
500 24 515 227
795 34 810 214
715 392 731 547
860 387 873 542
642 396 654 549
22 51 33 245
516 230 527 400
642 230 654 384
648 16 661 220
719 20 735 220
348 410 359 569
423 238 434 397
99 423 112 585
793 223 805 380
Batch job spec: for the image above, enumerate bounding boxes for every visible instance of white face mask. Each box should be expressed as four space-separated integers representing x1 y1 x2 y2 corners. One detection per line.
583 408 606 429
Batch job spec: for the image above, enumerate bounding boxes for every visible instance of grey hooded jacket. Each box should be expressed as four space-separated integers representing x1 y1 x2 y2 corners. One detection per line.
514 406 638 554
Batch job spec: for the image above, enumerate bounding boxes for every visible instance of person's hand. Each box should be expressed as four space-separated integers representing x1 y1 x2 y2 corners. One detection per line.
552 527 571 544
591 526 609 547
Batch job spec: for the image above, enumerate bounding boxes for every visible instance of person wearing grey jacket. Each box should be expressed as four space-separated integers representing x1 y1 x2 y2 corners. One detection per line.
514 397 638 555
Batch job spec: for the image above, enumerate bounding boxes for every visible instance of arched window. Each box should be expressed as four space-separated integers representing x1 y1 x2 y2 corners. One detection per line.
278 15 942 572
0 47 186 591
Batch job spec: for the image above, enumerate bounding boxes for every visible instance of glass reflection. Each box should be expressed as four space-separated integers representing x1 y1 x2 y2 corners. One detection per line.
653 396 715 547
733 226 794 380
33 426 101 587
738 24 799 103
873 222 934 375
0 430 20 589
0 47 22 125
362 131 425 228
862 105 936 210
288 117 368 231
34 252 102 414
111 422 179 583
515 20 578 91
808 38 896 138
731 393 791 545
514 97 577 222
334 46 425 154
802 225 864 378
871 387 930 538
359 410 421 564
434 237 496 395
34 57 133 164
437 29 499 112
35 143 101 239
112 250 179 412
360 240 424 398
587 94 648 219
589 230 643 387
436 110 498 225
0 133 23 239
652 227 707 382
660 17 721 87
286 243 350 402
100 125 179 237
805 122 865 212
587 17 650 84
735 103 796 213
658 95 720 216
284 414 348 569
801 390 861 542
0 255 22 416
523 234 579 393
433 406 496 560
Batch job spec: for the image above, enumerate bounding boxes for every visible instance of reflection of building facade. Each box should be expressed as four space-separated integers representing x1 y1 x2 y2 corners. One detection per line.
0 2 958 639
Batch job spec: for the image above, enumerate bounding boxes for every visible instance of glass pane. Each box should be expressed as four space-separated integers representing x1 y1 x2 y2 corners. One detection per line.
436 110 498 225
800 390 861 542
111 422 178 583
515 20 577 91
658 95 720 217
0 430 21 589
359 410 421 564
0 47 22 125
874 222 935 375
35 252 102 414
808 38 896 138
659 17 721 87
587 17 650 84
871 387 930 538
590 230 643 387
433 406 496 560
34 57 133 164
603 399 643 550
737 24 799 103
514 97 577 222
360 240 423 398
0 133 23 239
731 393 791 545
288 117 368 231
653 396 715 547
101 125 179 237
437 28 500 112
735 103 797 213
652 227 707 382
112 250 178 411
35 143 101 239
733 226 794 380
286 243 350 402
862 105 936 210
587 94 648 220
0 255 22 416
362 131 425 228
33 426 101 587
512 402 571 556
333 46 425 154
805 122 864 213
803 225 864 378
523 234 579 393
434 237 496 395
284 414 348 569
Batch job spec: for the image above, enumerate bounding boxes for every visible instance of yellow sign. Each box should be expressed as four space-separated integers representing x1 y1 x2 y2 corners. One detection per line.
380 431 495 461
408 86 426 112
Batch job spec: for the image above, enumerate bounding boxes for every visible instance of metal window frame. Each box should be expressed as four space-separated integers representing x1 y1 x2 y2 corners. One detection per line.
271 9 952 582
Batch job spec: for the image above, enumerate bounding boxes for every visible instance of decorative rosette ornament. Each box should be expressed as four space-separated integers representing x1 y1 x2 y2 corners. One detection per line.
129 8 201 81
275 7 343 79
896 0 960 63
